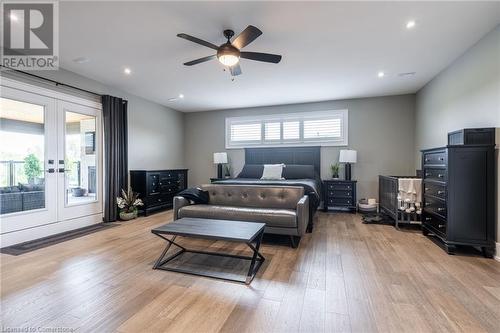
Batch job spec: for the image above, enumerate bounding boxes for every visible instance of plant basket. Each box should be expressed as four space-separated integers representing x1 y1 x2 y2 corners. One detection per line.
119 209 138 221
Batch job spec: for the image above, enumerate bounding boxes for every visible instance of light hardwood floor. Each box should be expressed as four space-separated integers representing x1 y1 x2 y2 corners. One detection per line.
1 211 500 332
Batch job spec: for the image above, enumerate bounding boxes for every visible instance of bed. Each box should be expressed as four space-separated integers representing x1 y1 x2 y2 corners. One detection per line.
212 146 322 232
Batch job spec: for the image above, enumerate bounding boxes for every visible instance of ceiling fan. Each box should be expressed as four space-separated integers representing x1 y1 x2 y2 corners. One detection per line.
177 25 282 76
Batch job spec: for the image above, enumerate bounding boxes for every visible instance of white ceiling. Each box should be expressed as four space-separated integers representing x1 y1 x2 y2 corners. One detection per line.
58 1 500 112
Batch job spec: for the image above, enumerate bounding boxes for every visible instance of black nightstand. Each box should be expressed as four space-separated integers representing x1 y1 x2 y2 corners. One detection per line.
323 180 357 213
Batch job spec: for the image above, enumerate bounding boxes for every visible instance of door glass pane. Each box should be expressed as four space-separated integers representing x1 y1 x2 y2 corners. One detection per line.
65 111 97 205
0 97 45 214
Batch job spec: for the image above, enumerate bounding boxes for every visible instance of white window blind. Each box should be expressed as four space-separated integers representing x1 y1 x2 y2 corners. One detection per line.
283 121 300 140
264 122 280 140
229 122 261 142
225 109 348 148
304 118 341 139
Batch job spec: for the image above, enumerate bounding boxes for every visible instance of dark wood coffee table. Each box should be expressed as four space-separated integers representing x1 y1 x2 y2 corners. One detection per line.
151 218 266 284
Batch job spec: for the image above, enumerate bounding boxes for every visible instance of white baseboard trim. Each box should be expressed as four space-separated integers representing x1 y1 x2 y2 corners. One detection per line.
0 214 102 248
495 242 500 262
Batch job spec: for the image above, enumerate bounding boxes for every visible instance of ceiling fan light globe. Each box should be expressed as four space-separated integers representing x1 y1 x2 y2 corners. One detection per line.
218 54 239 66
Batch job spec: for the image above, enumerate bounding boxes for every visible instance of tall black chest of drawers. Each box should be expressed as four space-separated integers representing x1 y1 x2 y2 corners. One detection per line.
323 180 357 212
130 169 188 216
421 146 495 257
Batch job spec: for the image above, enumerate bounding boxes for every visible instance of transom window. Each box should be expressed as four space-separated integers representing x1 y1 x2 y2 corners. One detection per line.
225 110 348 148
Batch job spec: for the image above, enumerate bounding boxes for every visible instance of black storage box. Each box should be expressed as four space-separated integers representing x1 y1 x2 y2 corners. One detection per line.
448 128 495 146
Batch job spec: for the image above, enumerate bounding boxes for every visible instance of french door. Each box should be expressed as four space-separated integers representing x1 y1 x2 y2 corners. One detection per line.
0 82 102 243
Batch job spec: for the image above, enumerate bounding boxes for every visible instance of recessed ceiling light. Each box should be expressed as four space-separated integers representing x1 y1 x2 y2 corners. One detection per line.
124 68 131 75
179 94 184 99
378 71 385 78
73 56 90 64
406 20 416 29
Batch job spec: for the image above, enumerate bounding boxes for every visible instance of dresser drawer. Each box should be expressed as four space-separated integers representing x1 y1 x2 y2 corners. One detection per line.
327 197 353 207
148 194 173 206
326 182 354 191
424 196 447 218
423 151 447 166
161 185 179 194
160 171 178 179
423 183 446 200
423 213 446 236
423 168 447 183
328 189 353 198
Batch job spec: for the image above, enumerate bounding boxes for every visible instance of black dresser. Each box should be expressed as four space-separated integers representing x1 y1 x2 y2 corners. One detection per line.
323 180 357 212
130 169 188 216
421 146 495 257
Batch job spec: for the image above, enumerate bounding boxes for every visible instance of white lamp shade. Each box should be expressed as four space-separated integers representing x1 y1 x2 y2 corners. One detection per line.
213 152 228 164
339 150 357 163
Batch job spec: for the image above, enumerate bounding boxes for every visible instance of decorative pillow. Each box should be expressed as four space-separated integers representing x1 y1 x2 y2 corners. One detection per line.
261 164 285 180
237 164 264 178
177 187 209 204
282 165 315 179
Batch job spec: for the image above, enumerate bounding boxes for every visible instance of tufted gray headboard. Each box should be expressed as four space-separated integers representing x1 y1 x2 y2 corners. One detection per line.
244 146 321 176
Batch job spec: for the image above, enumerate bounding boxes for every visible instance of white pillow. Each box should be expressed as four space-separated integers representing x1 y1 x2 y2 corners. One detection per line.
261 164 285 180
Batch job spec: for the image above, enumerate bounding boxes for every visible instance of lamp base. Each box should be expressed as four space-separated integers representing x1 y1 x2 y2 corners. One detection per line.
345 163 352 180
217 164 223 179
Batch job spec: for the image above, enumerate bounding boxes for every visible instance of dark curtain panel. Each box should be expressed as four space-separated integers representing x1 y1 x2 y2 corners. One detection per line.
102 95 128 222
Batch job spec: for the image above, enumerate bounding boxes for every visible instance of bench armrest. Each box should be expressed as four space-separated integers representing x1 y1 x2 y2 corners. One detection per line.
296 195 309 236
173 196 191 220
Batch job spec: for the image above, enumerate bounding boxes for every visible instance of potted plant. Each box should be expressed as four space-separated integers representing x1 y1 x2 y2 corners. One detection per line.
330 163 340 179
24 153 42 184
224 164 231 178
117 187 144 221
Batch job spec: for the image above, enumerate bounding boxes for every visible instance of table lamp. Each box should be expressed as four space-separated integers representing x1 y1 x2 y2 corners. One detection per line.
213 152 228 179
339 150 357 180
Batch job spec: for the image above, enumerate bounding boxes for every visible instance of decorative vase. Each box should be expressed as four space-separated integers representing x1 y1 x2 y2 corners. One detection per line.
72 187 86 197
119 209 138 221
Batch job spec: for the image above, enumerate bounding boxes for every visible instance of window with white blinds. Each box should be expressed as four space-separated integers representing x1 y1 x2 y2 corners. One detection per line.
225 110 348 148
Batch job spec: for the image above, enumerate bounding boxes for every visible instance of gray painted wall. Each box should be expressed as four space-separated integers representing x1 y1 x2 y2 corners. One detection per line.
184 94 416 200
414 25 499 242
2 68 185 170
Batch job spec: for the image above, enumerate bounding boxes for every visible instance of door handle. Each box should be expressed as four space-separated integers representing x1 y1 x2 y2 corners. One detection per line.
58 168 65 173
46 168 55 173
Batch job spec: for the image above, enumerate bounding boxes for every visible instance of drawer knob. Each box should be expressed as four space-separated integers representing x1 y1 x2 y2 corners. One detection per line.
438 174 444 178
438 224 445 228
437 190 445 194
425 158 429 162
437 207 445 212
425 217 431 221
439 157 444 161
425 187 430 191
425 202 430 206
425 173 430 177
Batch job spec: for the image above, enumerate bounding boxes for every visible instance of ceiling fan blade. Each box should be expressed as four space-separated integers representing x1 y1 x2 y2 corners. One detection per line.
183 55 216 66
232 25 262 49
240 52 282 64
177 33 219 50
229 63 242 76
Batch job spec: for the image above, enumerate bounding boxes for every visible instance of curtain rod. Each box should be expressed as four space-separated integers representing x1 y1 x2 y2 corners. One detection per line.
0 65 103 97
